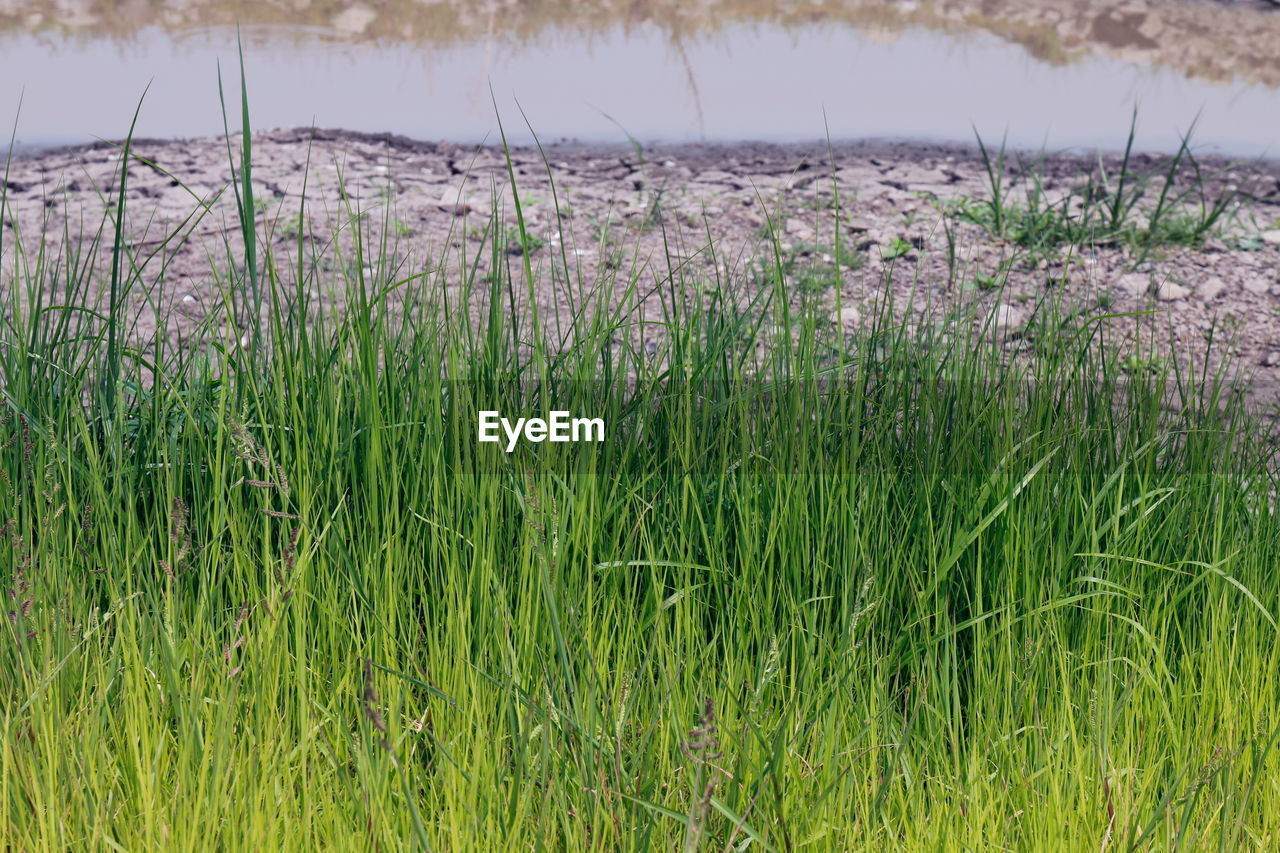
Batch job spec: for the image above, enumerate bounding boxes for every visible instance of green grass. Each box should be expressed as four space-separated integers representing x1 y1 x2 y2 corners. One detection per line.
1 100 1280 851
753 239 864 296
946 116 1241 264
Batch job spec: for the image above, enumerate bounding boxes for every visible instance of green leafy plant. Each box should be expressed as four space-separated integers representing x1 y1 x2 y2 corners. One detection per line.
957 114 1241 262
880 236 913 260
1 81 1278 853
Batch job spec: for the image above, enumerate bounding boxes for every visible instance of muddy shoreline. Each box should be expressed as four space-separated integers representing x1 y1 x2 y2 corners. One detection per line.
13 126 1280 168
5 127 1280 408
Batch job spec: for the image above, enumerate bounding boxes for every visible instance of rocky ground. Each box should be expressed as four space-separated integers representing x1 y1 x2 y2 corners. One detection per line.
4 127 1280 409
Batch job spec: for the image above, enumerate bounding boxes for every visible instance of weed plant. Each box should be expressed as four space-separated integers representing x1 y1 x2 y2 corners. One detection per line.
950 116 1240 265
0 92 1278 850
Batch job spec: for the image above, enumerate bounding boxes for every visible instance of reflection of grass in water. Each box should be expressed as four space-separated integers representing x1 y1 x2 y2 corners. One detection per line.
3 84 1280 850
4 0 1280 87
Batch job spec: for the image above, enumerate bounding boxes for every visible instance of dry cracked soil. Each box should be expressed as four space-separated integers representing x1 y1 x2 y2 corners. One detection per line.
4 127 1280 409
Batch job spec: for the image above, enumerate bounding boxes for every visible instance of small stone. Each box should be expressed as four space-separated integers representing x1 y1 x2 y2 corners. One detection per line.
1198 277 1226 301
437 185 471 215
1260 229 1280 246
838 306 861 327
694 170 737 185
1243 277 1270 295
785 218 814 241
1118 272 1150 296
1156 280 1190 301
1262 351 1280 367
992 302 1026 331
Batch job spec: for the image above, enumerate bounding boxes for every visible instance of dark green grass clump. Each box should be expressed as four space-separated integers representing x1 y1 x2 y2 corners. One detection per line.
1 103 1279 850
948 117 1241 264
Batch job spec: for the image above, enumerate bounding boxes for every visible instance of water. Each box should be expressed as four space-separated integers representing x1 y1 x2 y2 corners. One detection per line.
2 0 1278 154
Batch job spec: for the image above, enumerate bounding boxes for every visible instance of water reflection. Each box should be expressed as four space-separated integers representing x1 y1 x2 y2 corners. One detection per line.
6 0 1279 87
2 0 1278 151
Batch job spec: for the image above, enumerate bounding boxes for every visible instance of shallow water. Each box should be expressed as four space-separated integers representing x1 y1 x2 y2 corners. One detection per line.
3 0 1279 154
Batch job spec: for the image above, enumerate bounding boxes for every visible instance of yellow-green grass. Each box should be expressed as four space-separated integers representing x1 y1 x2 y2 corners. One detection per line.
0 92 1278 850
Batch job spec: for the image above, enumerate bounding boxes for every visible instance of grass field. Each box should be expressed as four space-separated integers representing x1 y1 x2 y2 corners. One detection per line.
2 102 1280 850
